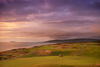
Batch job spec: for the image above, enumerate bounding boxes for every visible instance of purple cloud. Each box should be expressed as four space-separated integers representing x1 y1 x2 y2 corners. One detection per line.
0 0 100 42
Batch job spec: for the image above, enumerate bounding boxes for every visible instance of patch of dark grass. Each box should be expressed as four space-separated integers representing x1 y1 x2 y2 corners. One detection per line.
29 64 76 67
50 51 73 56
21 53 38 58
60 65 75 67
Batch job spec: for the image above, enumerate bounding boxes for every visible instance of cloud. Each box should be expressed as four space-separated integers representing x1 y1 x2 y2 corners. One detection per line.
0 0 100 22
0 0 100 41
0 22 100 40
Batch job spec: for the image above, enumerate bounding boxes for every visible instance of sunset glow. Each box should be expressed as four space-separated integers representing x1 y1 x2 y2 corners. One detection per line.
0 0 100 42
5 23 17 28
0 22 17 29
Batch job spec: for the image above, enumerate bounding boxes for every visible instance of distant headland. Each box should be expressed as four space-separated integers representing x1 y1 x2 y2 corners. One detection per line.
10 41 16 42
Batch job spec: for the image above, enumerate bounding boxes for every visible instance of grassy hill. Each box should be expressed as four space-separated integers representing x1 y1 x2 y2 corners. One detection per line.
0 41 100 67
45 39 100 43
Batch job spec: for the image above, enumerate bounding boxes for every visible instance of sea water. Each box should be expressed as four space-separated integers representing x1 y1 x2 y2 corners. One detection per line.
0 42 54 51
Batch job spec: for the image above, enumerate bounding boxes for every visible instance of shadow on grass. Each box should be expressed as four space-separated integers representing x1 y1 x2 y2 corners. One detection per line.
22 64 75 67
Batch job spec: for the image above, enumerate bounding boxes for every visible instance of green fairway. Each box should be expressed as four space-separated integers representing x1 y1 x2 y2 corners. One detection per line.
0 41 100 67
0 56 100 67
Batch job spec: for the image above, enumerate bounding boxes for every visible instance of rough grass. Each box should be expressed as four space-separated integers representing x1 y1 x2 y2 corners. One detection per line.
21 45 100 58
0 41 100 67
0 56 100 67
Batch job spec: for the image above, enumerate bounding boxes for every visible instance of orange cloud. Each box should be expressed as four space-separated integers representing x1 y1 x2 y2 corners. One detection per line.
0 22 18 29
0 36 10 38
4 23 17 29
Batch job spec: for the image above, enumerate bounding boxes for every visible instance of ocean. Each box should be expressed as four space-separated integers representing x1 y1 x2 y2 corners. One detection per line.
0 42 54 51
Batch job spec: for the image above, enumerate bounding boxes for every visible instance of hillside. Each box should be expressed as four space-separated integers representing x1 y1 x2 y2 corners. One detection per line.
45 38 100 43
0 41 100 67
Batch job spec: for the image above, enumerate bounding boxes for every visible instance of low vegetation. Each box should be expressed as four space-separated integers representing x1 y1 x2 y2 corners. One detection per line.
0 41 100 67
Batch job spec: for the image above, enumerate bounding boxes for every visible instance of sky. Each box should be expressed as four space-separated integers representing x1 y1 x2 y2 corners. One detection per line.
0 0 100 42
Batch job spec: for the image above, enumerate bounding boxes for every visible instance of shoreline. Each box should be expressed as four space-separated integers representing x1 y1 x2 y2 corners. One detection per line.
0 42 55 52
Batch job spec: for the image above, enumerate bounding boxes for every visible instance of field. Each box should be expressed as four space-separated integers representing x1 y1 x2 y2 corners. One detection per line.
0 41 100 67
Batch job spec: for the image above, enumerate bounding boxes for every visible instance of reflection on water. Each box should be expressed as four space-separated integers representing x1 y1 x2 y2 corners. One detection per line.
0 42 54 51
